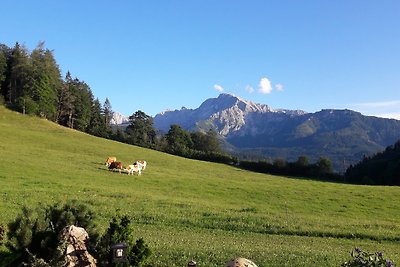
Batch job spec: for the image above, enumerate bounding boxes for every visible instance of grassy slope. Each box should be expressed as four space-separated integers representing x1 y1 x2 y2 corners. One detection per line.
0 106 399 266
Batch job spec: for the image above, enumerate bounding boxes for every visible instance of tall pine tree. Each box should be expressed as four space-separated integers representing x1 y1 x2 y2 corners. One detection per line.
7 42 31 108
30 42 62 119
56 72 76 126
87 98 107 137
71 78 93 131
0 44 11 103
126 110 156 148
103 97 113 128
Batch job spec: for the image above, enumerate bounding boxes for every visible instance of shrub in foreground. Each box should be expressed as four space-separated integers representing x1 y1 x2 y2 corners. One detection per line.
2 200 97 266
0 201 151 267
97 214 151 267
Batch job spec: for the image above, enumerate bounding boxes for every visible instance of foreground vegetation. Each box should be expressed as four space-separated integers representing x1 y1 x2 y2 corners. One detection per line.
1 201 151 266
1 106 399 266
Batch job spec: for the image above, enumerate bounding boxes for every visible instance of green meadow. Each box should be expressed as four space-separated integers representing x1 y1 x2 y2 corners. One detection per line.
0 106 399 266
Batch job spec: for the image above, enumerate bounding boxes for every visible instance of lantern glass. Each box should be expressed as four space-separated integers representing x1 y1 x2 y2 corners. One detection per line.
111 242 128 263
116 248 123 258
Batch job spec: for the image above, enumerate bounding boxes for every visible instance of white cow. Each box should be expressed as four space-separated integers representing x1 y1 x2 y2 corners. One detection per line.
134 160 147 171
125 164 142 176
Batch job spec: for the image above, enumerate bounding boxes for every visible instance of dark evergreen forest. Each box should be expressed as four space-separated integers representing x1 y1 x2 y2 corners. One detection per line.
0 42 111 137
345 140 400 185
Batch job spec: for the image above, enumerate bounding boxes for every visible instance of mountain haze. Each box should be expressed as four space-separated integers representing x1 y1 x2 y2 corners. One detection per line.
154 93 400 171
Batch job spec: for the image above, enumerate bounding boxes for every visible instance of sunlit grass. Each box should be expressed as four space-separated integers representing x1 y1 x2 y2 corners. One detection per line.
1 106 399 266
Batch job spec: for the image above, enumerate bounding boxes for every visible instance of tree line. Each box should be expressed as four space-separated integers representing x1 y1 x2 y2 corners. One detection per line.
114 110 237 164
345 140 400 185
0 42 113 138
3 41 397 185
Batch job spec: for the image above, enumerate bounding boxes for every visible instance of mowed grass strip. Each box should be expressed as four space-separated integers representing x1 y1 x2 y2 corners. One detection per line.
1 106 399 266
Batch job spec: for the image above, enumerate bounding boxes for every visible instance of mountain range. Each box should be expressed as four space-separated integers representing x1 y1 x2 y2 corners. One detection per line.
151 93 400 172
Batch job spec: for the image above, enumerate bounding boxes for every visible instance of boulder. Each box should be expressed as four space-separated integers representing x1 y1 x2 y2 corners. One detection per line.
225 257 258 267
62 225 97 267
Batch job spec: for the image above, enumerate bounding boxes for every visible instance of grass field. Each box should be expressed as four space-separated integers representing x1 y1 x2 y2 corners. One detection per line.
0 105 399 266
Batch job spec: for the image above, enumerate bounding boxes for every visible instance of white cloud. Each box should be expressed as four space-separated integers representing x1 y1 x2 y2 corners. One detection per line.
214 84 224 92
275 83 284 91
376 113 400 120
350 100 400 120
245 85 255 93
258 77 272 94
353 100 400 108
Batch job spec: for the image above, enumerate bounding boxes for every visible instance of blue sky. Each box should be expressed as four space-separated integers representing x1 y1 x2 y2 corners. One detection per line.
1 0 399 119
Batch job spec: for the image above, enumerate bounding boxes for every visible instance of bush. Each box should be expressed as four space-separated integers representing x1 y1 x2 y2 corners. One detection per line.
342 247 395 267
2 200 98 267
1 202 151 267
97 214 151 267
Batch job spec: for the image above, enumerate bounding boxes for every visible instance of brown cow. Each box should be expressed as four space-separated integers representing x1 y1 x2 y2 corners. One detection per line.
105 157 117 166
108 161 123 173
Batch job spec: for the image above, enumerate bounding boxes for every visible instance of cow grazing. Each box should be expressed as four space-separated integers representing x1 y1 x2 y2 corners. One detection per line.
125 164 142 176
134 160 147 171
105 156 117 166
108 161 123 173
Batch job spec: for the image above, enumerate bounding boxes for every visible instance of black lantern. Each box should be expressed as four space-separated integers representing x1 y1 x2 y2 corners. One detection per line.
111 242 129 263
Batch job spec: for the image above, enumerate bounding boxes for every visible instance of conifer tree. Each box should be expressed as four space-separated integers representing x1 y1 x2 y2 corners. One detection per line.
58 72 92 130
165 124 193 155
7 42 31 106
30 42 62 119
0 44 10 102
103 97 113 128
126 110 156 148
72 80 93 131
87 98 107 137
56 72 76 126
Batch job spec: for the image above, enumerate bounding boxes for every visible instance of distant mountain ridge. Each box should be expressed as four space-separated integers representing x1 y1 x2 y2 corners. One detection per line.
154 93 306 135
153 93 400 171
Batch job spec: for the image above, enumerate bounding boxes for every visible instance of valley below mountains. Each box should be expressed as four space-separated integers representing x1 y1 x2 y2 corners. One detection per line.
128 93 400 172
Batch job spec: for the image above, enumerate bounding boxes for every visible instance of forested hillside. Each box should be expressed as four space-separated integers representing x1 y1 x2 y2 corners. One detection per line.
0 42 113 137
345 140 400 185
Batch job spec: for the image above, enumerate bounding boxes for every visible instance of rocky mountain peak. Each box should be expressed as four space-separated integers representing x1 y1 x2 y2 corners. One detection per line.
110 112 129 125
153 93 301 135
199 93 272 115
